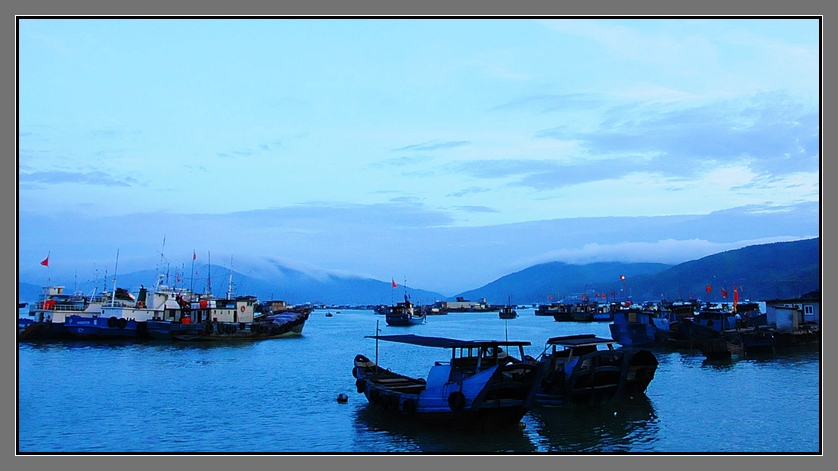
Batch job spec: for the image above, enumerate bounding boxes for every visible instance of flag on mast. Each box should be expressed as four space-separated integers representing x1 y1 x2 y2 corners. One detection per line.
391 279 397 288
40 253 50 267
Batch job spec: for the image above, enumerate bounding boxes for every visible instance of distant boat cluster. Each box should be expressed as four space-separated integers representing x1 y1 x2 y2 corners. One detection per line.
18 278 313 342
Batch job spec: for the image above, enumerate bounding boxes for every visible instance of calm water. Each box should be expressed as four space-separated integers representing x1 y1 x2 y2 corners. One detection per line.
17 309 821 454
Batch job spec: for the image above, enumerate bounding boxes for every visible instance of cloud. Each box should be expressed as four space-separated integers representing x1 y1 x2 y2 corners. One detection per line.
446 186 491 197
453 206 499 213
371 155 434 168
392 140 471 152
450 158 642 190
18 170 138 187
538 92 819 179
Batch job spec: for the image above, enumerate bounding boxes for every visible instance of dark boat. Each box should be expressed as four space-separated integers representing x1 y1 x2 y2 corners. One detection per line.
145 296 310 341
499 296 517 319
385 295 426 326
532 334 658 407
352 334 541 428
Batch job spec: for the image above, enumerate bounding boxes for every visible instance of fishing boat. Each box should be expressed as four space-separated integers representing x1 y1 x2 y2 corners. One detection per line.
18 285 118 341
352 334 541 428
532 334 658 407
499 296 517 319
145 293 311 341
385 295 426 326
65 279 185 340
608 302 680 347
499 305 517 320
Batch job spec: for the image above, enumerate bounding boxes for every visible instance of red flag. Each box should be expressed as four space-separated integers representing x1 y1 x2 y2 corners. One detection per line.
706 285 712 293
391 279 397 288
733 285 739 311
721 288 728 298
40 254 49 267
193 251 197 260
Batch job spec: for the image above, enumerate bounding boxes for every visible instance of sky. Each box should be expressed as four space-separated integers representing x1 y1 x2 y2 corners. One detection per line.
16 18 821 296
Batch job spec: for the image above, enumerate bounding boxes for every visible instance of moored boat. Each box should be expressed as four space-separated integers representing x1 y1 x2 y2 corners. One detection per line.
18 285 118 341
146 295 310 341
499 296 517 319
532 334 658 407
352 334 541 428
385 295 426 326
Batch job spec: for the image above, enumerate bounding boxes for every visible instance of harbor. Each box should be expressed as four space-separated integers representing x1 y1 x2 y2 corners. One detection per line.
17 307 821 453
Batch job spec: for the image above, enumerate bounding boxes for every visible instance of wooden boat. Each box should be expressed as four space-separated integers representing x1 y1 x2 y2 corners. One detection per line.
533 334 658 407
145 295 310 341
499 296 517 319
385 295 426 326
499 305 517 319
352 334 541 428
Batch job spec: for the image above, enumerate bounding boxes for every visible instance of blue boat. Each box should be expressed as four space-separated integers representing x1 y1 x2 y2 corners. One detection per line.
64 315 149 339
609 300 698 347
18 285 116 341
352 334 541 428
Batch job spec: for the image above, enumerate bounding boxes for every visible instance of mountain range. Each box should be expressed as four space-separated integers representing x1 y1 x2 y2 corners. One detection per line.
18 237 820 306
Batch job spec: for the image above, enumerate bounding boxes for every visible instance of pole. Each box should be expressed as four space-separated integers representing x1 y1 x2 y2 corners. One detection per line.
110 249 119 307
375 319 380 378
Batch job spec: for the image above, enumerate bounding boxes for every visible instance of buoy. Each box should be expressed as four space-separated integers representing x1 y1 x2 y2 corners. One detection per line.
337 393 349 403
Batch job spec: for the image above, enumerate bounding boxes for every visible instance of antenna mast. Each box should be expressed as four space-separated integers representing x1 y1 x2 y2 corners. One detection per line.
110 249 120 307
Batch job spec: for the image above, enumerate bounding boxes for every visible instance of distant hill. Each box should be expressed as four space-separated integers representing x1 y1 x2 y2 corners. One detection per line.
453 262 672 305
17 238 819 306
455 238 820 305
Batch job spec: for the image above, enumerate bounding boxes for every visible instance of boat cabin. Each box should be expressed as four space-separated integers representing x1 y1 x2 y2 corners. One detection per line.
366 334 530 385
540 334 620 376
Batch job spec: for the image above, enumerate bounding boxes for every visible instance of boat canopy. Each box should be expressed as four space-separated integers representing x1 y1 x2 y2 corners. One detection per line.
365 334 530 349
545 334 616 347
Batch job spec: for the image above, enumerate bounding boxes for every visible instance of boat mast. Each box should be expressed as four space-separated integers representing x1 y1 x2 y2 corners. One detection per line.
226 257 234 300
110 249 119 307
206 251 212 298
374 319 380 378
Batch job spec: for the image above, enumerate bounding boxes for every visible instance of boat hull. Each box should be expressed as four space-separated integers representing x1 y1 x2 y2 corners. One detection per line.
146 314 308 341
64 316 149 339
352 354 540 428
535 348 658 407
17 320 70 341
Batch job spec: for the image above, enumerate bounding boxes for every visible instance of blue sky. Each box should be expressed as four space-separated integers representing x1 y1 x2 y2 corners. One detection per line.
17 18 820 295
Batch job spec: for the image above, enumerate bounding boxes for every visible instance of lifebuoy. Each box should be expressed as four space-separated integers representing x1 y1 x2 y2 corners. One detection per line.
240 305 246 313
117 318 128 329
402 398 417 415
355 378 366 394
137 301 146 309
107 317 118 328
448 391 466 411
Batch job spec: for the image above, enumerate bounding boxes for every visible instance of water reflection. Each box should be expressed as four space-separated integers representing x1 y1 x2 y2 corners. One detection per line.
352 405 539 453
527 396 659 452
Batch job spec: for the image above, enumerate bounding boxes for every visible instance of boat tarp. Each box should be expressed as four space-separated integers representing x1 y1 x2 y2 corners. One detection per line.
365 334 530 348
545 334 616 346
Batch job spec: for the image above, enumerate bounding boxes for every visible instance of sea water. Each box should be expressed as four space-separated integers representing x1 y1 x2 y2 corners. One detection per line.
17 309 821 454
